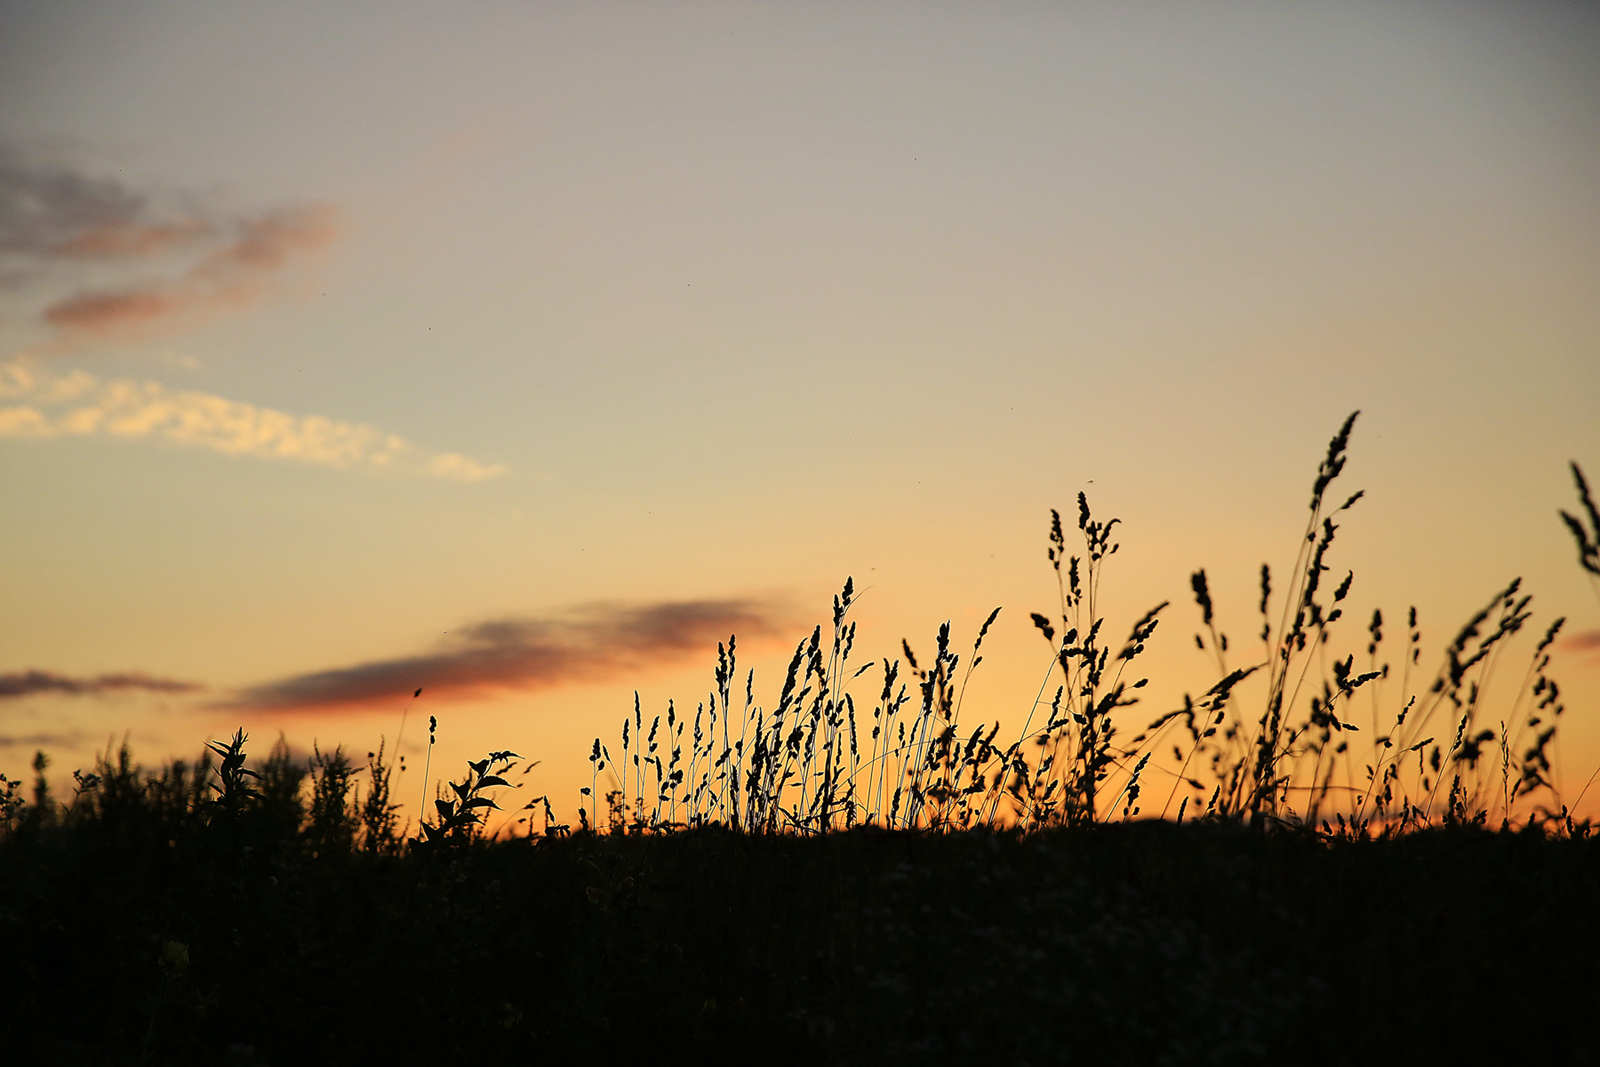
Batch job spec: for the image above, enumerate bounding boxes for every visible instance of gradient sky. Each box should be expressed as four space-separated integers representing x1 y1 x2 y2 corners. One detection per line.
3 0 1598 827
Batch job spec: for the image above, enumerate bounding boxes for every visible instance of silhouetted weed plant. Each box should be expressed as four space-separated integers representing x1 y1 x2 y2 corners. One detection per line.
306 743 358 854
415 747 520 848
360 739 404 853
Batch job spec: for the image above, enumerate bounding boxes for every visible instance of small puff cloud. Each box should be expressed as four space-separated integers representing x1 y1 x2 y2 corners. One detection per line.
226 599 792 713
0 669 204 699
0 358 507 482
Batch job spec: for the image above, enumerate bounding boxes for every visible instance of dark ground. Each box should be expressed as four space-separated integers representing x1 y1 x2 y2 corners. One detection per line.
2 819 1596 1066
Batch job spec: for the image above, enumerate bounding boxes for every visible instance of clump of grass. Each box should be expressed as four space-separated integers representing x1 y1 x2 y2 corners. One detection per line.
0 416 1586 847
0 726 420 866
360 739 404 853
1139 416 1579 836
307 743 358 855
575 577 1020 834
576 412 1586 837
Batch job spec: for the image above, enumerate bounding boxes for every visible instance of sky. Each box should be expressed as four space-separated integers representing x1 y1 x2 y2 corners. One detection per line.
2 0 1598 828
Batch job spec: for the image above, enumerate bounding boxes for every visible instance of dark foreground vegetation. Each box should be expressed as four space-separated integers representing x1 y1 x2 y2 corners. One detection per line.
3 797 1599 1065
5 415 1599 1064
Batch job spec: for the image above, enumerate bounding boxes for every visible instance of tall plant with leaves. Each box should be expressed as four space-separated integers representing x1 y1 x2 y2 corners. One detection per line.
206 729 260 817
416 750 520 848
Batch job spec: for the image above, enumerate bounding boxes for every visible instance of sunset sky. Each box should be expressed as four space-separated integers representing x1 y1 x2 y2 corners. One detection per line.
3 1 1598 826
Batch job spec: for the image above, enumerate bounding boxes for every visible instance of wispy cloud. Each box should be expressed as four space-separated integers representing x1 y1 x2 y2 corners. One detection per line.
0 731 93 752
0 358 508 481
0 669 204 699
1565 629 1600 653
41 205 338 338
1 147 179 265
227 599 792 713
0 155 467 479
1 147 337 340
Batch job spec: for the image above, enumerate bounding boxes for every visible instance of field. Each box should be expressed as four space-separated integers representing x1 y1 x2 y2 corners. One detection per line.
3 414 1598 1064
3 817 1598 1064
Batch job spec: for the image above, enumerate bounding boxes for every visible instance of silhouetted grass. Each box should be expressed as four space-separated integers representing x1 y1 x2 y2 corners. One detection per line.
3 415 1596 1064
576 412 1581 838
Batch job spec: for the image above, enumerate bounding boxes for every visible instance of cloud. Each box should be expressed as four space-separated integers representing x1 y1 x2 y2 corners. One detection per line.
1564 629 1600 652
50 219 211 260
0 357 507 481
43 289 180 333
0 731 93 752
0 669 204 699
41 204 339 339
0 147 172 264
227 598 792 713
1 147 337 340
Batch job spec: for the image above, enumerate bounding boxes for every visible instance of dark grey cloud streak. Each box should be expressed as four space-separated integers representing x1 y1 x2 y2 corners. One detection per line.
227 598 791 713
1 146 336 337
0 669 204 698
0 147 207 273
2 149 147 255
0 730 92 751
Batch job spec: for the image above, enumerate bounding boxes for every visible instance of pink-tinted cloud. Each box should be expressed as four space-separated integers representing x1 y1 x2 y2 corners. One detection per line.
50 218 213 259
41 204 339 338
1 147 339 340
199 207 337 275
1564 629 1600 652
0 669 204 699
43 289 180 332
226 599 793 713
